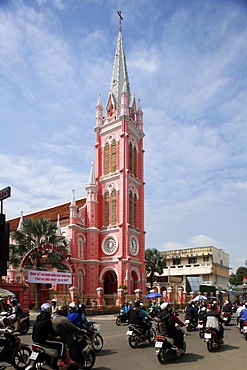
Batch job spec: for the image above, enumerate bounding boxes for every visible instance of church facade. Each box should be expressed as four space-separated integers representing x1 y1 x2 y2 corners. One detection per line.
8 24 146 297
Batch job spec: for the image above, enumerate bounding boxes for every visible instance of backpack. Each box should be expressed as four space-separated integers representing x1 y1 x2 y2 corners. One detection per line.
154 312 172 334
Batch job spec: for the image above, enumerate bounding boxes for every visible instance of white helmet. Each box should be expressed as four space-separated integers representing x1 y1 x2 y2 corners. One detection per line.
69 302 78 310
160 302 169 311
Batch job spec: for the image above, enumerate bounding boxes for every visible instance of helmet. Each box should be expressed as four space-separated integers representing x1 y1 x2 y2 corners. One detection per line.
69 302 78 310
57 304 68 316
239 302 243 306
135 300 141 307
41 303 51 312
51 299 57 303
11 298 18 305
140 303 144 308
225 300 229 305
160 302 169 311
211 303 217 310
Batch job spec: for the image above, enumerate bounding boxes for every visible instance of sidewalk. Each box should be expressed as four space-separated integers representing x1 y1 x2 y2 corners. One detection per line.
29 310 116 325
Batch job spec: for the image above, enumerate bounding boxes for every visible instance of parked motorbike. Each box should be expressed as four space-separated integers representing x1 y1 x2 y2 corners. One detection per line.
0 311 30 335
126 319 155 348
184 315 197 331
221 312 231 325
26 335 95 370
86 322 104 351
155 329 186 364
204 327 224 352
0 327 31 370
116 309 128 326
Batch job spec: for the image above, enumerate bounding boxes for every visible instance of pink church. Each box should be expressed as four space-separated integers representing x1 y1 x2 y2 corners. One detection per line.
9 23 146 299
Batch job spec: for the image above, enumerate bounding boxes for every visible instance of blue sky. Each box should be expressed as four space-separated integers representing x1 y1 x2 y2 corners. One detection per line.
1 0 247 274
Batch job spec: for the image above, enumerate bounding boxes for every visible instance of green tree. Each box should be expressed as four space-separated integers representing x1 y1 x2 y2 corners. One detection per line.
229 266 247 286
10 218 68 309
145 248 166 289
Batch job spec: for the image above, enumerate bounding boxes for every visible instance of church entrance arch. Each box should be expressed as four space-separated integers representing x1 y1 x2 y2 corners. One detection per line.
102 270 117 294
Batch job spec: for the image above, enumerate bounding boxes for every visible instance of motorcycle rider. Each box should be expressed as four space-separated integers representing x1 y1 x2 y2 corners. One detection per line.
236 301 244 324
156 302 185 350
32 302 70 368
238 302 247 330
205 302 224 343
198 301 207 323
222 300 232 314
140 303 152 339
79 303 93 329
7 298 24 329
185 301 198 326
67 302 82 327
128 300 143 326
52 303 88 365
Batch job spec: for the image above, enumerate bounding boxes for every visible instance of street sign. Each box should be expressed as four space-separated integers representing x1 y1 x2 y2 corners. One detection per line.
0 187 11 201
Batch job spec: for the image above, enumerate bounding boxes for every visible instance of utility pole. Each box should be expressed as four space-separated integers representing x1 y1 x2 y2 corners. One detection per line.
0 186 11 277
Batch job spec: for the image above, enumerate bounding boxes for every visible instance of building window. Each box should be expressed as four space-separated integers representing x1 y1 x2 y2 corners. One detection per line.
129 141 138 178
78 237 84 258
203 274 210 281
129 190 137 228
188 257 197 264
203 256 209 262
173 258 181 265
104 139 117 175
104 187 117 227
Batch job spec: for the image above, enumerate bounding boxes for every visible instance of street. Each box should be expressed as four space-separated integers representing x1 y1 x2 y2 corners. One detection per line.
6 313 247 369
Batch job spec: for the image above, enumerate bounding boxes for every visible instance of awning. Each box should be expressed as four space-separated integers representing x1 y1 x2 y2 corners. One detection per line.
187 277 202 293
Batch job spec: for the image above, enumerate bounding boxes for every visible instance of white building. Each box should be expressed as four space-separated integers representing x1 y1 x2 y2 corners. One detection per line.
150 246 230 294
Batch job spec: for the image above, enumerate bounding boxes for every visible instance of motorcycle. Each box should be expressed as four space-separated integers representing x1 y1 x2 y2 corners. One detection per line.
86 322 104 351
221 312 231 325
126 319 155 348
238 319 247 340
0 311 30 335
26 334 95 370
116 309 128 326
0 327 31 370
204 327 223 352
197 319 206 339
155 329 186 364
184 315 197 331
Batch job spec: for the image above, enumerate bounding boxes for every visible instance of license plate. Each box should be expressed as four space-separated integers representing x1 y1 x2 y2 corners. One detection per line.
30 352 38 360
126 330 133 336
197 324 203 328
204 333 211 339
223 317 227 321
185 320 190 324
155 341 163 348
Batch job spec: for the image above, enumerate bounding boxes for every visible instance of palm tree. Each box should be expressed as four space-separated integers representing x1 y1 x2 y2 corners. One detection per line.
10 217 68 309
145 248 166 289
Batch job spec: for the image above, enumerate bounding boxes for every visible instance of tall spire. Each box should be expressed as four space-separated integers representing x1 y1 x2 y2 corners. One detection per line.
108 13 131 116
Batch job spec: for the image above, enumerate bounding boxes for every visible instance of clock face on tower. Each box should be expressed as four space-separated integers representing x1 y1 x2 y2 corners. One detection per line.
102 236 118 255
129 237 139 256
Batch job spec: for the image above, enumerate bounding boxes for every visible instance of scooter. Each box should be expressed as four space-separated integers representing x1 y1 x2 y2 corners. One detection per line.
155 329 186 364
126 319 155 348
116 309 128 326
221 312 231 325
197 319 206 339
238 319 247 340
26 335 95 370
86 321 104 351
184 315 197 331
0 327 31 370
204 327 224 352
0 311 30 335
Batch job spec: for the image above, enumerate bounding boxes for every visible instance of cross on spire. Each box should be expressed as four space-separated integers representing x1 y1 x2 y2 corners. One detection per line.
117 10 123 29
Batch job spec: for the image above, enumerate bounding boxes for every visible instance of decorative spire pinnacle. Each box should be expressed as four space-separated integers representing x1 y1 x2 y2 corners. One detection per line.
18 210 24 230
87 162 96 185
71 189 75 206
56 214 61 236
107 11 131 117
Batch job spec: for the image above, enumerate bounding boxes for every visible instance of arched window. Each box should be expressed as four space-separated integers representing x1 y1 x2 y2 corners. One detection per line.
129 188 138 228
128 141 138 177
78 270 84 295
104 185 118 227
104 142 110 174
104 191 110 226
78 237 84 258
104 138 117 175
